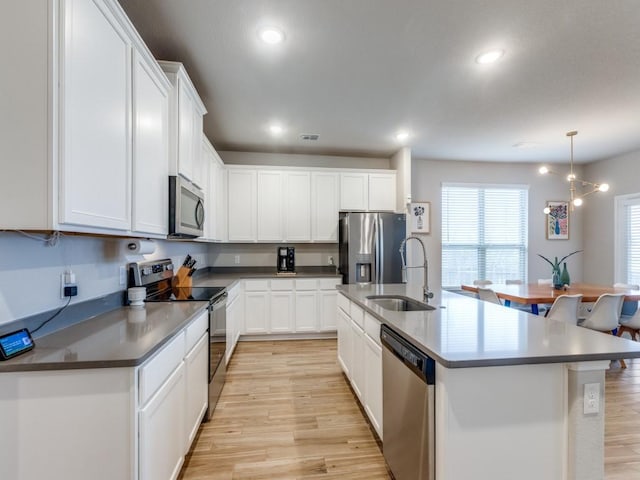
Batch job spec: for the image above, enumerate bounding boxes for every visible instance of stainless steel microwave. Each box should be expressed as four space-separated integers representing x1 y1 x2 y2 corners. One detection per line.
169 176 205 238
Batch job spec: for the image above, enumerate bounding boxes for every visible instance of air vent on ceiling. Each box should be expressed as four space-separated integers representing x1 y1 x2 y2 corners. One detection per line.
300 133 320 141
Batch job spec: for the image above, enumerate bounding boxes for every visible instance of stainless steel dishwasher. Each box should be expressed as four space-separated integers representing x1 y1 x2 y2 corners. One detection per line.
381 324 436 480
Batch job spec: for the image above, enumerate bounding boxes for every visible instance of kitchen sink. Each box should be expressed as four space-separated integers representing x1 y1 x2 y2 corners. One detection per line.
366 295 435 312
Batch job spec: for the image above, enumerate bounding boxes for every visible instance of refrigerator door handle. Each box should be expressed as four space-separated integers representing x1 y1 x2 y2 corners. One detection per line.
376 215 383 283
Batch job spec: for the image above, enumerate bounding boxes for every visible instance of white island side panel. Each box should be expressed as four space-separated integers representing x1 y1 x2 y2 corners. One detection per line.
435 362 566 480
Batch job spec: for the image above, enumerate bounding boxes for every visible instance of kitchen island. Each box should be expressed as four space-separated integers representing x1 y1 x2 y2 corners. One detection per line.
338 284 640 480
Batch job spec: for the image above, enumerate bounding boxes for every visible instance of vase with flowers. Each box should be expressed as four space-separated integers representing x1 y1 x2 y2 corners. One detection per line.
537 250 582 289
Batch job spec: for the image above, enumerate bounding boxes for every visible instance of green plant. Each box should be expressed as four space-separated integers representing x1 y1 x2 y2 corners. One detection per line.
537 250 582 273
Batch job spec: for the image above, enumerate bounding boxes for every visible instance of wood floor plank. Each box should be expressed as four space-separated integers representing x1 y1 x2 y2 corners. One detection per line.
179 339 390 480
180 339 639 479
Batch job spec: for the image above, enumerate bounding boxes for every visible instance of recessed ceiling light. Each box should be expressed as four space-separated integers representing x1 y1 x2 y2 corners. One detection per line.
395 131 410 142
269 124 284 135
259 27 285 45
476 49 505 64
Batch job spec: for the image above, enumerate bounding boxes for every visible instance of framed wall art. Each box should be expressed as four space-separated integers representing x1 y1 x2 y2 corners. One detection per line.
546 201 569 240
410 201 431 234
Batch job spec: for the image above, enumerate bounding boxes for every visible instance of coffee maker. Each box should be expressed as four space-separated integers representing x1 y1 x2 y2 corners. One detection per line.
277 246 295 273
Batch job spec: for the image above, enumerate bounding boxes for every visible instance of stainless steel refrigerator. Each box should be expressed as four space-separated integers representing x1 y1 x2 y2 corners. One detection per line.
339 211 406 284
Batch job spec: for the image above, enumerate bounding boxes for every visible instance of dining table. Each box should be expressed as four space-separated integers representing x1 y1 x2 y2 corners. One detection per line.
460 282 640 315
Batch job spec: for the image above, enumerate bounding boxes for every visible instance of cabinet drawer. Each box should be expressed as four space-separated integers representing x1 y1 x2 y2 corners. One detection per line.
271 279 294 291
364 313 381 345
185 310 208 353
139 331 186 406
337 293 350 314
319 278 341 290
295 278 317 291
245 279 269 291
350 302 365 328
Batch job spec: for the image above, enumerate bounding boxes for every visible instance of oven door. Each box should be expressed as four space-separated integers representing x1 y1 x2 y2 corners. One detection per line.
207 293 227 419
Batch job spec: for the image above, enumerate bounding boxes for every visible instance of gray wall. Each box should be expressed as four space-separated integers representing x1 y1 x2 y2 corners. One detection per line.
411 158 585 289
209 243 338 268
0 233 209 326
582 149 640 284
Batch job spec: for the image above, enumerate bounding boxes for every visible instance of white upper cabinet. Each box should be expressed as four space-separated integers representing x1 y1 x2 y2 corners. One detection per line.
158 61 207 188
131 49 170 235
59 0 132 230
311 172 339 242
227 169 257 241
202 137 224 241
2 0 173 237
368 173 397 211
340 171 397 212
257 171 284 242
340 173 369 211
285 172 311 241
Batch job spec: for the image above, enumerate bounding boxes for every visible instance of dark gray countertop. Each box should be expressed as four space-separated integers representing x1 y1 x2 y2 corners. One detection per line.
0 302 208 372
338 284 640 368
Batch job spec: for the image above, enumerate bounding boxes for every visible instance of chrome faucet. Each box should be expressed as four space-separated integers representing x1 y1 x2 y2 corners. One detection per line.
399 236 434 303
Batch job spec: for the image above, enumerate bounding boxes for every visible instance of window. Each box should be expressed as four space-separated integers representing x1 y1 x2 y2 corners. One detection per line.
615 193 640 286
441 184 528 289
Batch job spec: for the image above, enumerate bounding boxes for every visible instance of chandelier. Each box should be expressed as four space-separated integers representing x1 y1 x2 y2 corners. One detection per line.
539 130 609 213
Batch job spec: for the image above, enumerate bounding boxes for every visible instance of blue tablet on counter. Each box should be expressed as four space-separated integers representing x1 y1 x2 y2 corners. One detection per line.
0 328 35 360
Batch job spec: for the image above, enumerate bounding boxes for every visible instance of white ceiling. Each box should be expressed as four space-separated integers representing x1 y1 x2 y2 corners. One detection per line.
118 0 640 164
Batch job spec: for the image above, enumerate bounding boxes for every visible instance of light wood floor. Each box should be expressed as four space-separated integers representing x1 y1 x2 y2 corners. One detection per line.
180 339 640 480
179 339 391 480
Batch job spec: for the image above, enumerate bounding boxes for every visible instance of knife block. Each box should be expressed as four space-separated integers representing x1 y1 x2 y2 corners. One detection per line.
172 266 193 289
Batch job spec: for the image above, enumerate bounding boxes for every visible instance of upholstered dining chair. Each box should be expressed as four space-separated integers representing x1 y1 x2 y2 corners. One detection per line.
473 280 493 286
538 278 553 285
477 287 502 305
505 279 523 285
545 294 583 324
580 293 626 367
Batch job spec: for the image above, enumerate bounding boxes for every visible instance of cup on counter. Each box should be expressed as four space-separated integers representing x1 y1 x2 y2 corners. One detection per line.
128 287 146 307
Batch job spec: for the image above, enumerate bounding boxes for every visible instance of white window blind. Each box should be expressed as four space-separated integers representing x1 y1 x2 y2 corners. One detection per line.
441 184 528 289
615 194 640 286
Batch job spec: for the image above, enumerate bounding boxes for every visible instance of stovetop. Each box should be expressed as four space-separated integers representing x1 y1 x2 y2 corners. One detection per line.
145 286 226 303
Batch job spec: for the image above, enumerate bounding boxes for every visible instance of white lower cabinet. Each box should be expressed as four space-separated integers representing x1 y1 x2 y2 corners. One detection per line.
245 291 269 334
337 306 352 377
238 278 341 336
295 291 317 332
336 293 383 439
184 334 209 447
138 310 208 480
271 291 295 333
364 331 383 439
139 362 186 480
226 283 243 364
349 318 365 400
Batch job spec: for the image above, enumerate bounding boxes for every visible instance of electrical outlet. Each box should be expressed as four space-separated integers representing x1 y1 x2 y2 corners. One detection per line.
119 266 127 286
234 255 240 264
583 382 600 414
60 270 78 298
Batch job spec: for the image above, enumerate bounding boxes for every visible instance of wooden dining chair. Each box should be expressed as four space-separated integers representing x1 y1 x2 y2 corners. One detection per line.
477 287 502 305
545 294 583 324
580 293 626 367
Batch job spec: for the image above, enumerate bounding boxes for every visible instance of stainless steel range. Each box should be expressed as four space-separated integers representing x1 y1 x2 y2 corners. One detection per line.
128 258 226 421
